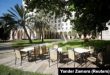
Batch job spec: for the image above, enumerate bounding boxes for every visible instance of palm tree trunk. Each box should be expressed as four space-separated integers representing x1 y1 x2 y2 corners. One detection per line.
22 25 32 43
12 30 15 40
84 32 88 42
101 31 102 40
41 29 44 43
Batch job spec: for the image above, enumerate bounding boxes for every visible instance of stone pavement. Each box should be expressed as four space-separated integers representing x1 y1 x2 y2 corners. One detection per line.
0 51 97 75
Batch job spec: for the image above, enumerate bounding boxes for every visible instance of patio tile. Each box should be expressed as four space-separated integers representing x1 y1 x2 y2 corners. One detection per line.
0 50 98 75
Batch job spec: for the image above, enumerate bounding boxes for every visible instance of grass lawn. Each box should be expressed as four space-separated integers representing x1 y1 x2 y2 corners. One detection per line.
58 39 110 52
2 38 110 52
12 39 59 48
0 65 49 75
58 39 85 52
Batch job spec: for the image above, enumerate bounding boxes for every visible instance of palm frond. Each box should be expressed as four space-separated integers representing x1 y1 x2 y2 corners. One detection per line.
8 10 19 20
14 4 24 19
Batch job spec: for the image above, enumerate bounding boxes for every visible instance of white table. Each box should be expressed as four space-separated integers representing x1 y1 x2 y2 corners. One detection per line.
74 48 90 66
21 46 34 52
74 48 90 53
20 46 34 61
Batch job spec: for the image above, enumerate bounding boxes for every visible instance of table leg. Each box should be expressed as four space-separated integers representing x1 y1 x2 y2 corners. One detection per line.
27 51 32 62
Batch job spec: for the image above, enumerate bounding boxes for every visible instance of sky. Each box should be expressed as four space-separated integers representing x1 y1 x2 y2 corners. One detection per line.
0 0 22 16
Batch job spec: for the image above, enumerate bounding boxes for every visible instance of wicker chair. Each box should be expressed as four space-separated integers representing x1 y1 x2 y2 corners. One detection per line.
68 49 76 67
49 48 59 68
14 48 27 65
41 45 48 55
33 46 40 59
86 52 104 68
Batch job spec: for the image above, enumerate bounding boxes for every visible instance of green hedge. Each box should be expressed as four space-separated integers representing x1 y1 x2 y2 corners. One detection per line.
58 39 110 52
85 40 110 47
0 65 49 75
85 40 110 52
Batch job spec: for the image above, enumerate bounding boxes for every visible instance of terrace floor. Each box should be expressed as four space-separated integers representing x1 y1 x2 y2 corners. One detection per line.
0 50 97 75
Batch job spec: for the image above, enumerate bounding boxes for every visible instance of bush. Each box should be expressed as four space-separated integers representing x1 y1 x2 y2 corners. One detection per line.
0 65 49 75
85 40 110 50
0 27 10 41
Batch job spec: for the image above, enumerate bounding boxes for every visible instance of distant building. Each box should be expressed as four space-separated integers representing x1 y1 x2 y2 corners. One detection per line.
102 21 110 40
49 16 72 32
9 0 74 40
10 27 39 40
49 15 73 40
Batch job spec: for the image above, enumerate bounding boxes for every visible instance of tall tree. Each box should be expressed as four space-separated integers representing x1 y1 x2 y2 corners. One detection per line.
29 10 50 42
24 0 71 18
26 0 110 40
71 0 110 39
8 4 32 43
0 13 16 41
0 13 16 30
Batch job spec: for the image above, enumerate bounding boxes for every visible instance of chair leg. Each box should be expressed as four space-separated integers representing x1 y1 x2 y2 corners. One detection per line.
85 61 88 68
33 53 36 61
49 59 50 67
57 60 58 68
20 58 22 66
15 57 17 65
67 59 70 65
49 50 50 67
74 61 75 68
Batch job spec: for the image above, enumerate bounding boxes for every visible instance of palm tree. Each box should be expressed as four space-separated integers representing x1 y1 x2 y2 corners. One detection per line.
0 13 16 41
0 13 16 29
8 4 32 43
32 11 50 42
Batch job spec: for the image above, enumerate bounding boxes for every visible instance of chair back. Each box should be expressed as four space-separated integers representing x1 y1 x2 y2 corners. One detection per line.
49 49 58 61
41 45 47 54
97 52 103 63
15 49 21 59
104 45 110 64
34 46 40 56
68 49 75 61
89 46 94 54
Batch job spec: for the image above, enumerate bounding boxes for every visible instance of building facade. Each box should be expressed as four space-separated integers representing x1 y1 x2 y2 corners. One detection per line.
9 0 73 40
49 15 73 40
102 21 110 40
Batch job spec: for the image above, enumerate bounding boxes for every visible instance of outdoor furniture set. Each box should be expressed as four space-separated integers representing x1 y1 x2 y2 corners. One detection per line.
14 44 48 65
14 44 101 68
49 45 97 68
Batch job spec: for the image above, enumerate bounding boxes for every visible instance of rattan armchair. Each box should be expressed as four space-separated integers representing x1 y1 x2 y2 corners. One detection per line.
49 48 59 68
33 46 40 59
14 48 27 65
68 49 76 67
41 45 48 55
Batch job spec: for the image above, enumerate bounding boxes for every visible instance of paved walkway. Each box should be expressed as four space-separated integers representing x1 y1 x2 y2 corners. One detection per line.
0 51 97 75
0 39 62 53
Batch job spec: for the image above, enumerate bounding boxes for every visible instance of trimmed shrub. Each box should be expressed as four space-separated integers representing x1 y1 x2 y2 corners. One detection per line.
0 65 49 75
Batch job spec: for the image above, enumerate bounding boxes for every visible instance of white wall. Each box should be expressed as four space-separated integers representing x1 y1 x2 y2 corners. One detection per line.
102 21 110 40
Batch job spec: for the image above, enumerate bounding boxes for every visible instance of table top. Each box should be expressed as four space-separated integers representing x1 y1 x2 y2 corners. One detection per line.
74 48 90 53
20 46 34 52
